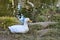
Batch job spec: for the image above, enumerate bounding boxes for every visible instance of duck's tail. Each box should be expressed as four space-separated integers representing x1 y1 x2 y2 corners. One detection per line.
8 26 14 33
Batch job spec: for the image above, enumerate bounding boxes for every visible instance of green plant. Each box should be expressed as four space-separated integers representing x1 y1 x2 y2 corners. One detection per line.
35 15 48 22
50 15 60 22
0 17 20 29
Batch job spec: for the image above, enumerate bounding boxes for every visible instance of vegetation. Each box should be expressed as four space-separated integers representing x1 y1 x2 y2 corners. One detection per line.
0 17 20 29
0 0 60 40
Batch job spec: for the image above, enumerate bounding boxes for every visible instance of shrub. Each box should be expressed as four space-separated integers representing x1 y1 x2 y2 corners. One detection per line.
50 14 60 22
0 17 20 29
35 15 48 22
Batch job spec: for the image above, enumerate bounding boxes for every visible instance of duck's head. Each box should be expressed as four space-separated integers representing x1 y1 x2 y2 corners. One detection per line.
24 18 32 23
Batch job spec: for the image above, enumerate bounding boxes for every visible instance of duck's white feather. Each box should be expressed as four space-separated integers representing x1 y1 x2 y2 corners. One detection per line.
9 25 29 33
8 18 30 33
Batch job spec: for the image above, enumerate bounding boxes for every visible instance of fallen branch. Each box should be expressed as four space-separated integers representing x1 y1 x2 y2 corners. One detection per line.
29 22 58 27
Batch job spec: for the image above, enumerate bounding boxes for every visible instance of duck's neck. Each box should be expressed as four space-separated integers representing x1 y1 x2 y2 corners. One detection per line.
24 22 28 27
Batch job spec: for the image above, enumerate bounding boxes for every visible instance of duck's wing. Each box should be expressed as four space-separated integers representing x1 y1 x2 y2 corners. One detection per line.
8 25 25 33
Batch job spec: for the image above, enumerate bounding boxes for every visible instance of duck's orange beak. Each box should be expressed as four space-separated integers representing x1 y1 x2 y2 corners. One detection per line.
28 20 32 22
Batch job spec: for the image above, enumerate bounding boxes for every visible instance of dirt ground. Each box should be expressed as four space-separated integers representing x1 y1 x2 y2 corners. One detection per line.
0 22 58 40
0 27 49 40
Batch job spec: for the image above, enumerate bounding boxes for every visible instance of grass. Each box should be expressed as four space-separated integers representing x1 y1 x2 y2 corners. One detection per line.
0 16 60 40
0 17 20 29
49 14 60 22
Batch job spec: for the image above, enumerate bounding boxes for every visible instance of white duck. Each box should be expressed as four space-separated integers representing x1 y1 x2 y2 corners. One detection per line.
8 18 32 33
